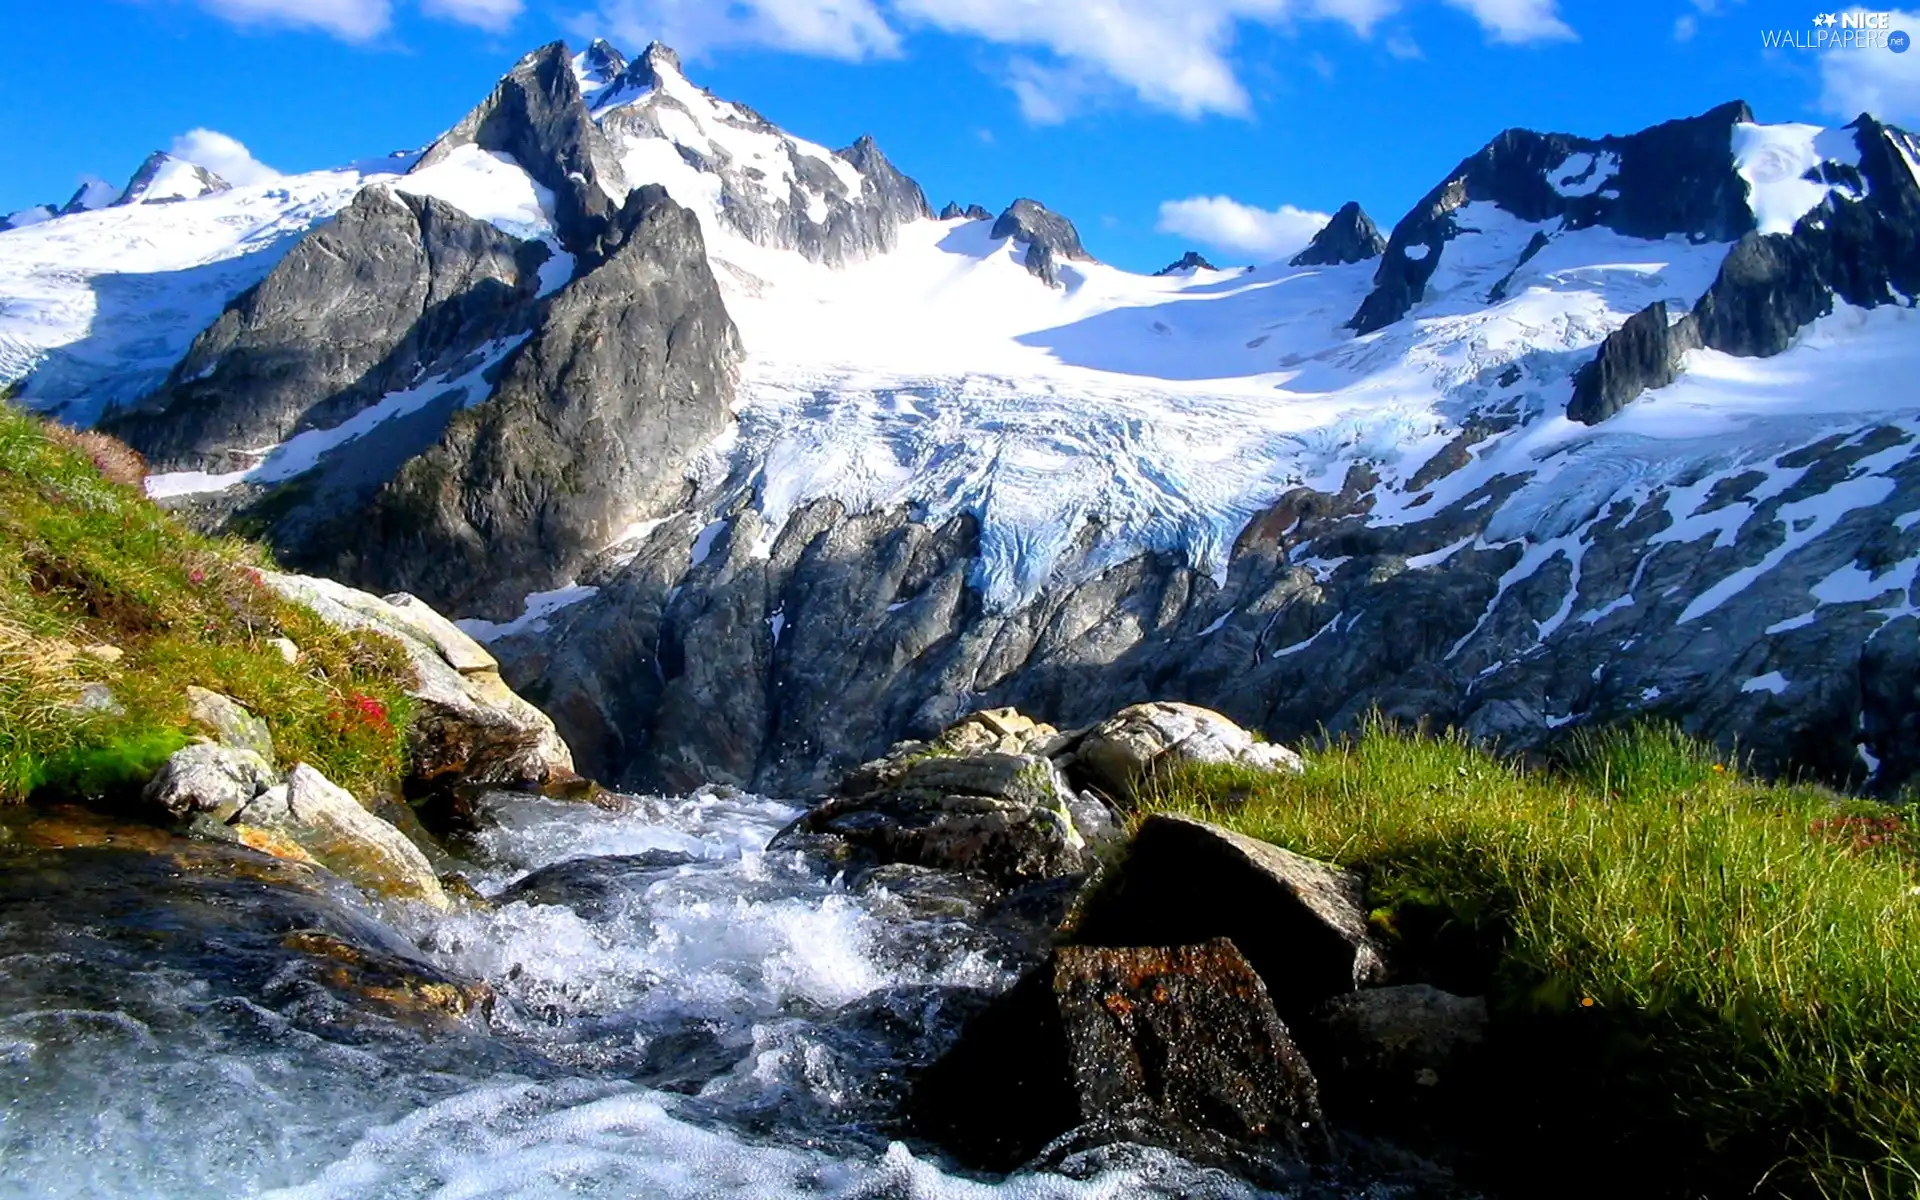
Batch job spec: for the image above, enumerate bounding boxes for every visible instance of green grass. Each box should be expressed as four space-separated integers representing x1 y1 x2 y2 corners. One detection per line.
1137 720 1920 1198
0 402 417 805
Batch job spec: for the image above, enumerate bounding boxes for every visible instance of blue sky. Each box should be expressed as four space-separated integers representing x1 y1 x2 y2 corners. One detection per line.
5 0 1916 271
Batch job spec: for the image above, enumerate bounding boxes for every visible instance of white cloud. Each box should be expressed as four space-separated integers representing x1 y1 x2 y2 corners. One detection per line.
1156 195 1331 261
580 0 900 61
1442 0 1576 42
1673 13 1697 40
195 0 392 40
168 129 281 185
1820 8 1920 122
422 0 523 30
1385 29 1424 56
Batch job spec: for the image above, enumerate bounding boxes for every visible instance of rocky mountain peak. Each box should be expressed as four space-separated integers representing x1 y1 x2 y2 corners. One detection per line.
1289 201 1384 267
835 135 933 222
414 40 628 258
1154 250 1218 275
59 176 122 215
575 38 628 90
116 151 231 207
939 201 992 221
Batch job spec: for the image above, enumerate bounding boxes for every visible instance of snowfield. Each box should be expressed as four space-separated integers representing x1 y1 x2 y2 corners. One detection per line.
0 45 1915 629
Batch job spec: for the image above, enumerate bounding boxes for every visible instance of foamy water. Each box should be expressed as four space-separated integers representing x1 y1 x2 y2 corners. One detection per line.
0 790 1273 1198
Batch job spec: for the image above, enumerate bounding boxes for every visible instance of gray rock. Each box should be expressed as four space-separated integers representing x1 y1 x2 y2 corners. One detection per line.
1071 813 1388 1023
777 749 1088 886
261 571 576 791
1288 201 1385 267
144 742 281 821
71 683 124 716
938 201 992 222
1566 300 1703 425
236 764 448 908
185 686 276 762
1062 701 1303 806
414 41 630 256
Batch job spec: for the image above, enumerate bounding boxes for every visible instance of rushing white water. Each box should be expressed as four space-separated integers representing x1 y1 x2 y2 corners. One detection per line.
0 791 1275 1199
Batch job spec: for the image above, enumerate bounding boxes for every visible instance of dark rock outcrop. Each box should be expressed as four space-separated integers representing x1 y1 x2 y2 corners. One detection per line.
991 198 1093 285
1351 102 1756 333
1071 814 1387 1022
1566 300 1702 424
939 201 993 221
107 187 547 471
1154 250 1218 274
911 938 1329 1174
1290 202 1385 267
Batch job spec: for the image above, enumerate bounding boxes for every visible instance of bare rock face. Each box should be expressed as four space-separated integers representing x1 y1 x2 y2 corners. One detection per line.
336 185 739 618
1565 300 1702 425
235 764 448 909
261 571 576 791
1071 813 1387 1023
1059 701 1303 806
911 938 1329 1174
106 187 546 472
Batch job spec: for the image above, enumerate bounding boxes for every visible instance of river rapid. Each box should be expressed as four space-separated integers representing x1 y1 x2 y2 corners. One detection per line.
0 789 1281 1199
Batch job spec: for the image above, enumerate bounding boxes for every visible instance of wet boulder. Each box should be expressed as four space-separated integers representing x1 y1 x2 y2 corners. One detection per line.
912 938 1329 1173
778 750 1088 886
1060 702 1303 806
235 764 449 909
144 742 281 821
1071 813 1387 1023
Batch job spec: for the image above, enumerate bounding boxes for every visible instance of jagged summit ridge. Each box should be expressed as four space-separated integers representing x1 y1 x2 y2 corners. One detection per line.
1289 202 1383 267
1351 100 1759 333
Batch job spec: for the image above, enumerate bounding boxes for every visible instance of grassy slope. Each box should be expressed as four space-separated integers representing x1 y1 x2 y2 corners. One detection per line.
1138 723 1920 1197
0 402 416 805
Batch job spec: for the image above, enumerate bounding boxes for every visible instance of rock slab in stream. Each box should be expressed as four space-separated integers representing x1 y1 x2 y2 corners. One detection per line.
912 937 1328 1173
777 750 1087 886
1071 813 1387 1022
237 764 449 909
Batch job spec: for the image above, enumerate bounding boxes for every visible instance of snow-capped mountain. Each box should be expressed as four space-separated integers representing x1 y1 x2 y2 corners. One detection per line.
1 39 1917 797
